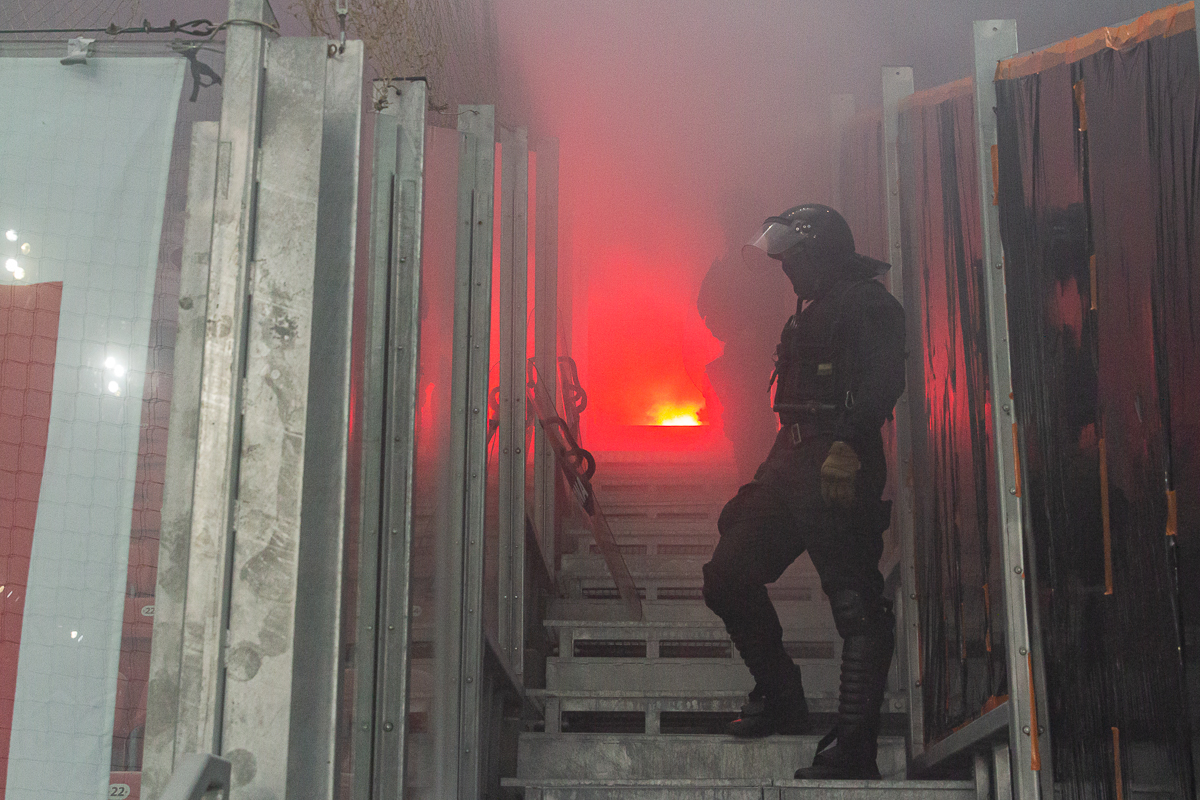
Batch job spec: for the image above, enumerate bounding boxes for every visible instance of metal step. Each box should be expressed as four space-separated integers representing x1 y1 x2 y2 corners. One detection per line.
516 733 908 781
530 689 908 734
501 777 979 800
544 619 839 661
559 554 819 583
547 599 821 624
558 555 819 602
546 657 840 695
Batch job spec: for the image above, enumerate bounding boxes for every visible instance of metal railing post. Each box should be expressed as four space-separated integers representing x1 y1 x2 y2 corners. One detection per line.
881 65 922 762
971 20 1047 799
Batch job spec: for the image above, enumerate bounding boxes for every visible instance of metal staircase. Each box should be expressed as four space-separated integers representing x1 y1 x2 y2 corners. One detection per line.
505 455 980 799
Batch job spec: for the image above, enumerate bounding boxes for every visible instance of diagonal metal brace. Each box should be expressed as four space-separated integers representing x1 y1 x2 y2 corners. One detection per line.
526 360 643 621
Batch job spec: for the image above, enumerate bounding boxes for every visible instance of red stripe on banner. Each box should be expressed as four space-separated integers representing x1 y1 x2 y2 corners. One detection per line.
0 282 63 789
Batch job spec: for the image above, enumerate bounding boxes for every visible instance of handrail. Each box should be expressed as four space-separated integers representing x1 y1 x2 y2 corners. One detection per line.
159 753 232 800
526 361 643 621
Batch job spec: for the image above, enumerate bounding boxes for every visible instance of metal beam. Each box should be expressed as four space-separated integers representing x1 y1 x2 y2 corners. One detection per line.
443 104 497 800
375 77 429 800
498 127 531 679
911 700 1010 775
218 35 329 797
171 0 275 764
970 20 1046 800
348 77 399 800
880 65 922 763
287 38 363 796
533 139 560 577
142 119 220 800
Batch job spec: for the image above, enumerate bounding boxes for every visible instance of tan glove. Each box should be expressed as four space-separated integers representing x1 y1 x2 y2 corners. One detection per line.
820 440 861 508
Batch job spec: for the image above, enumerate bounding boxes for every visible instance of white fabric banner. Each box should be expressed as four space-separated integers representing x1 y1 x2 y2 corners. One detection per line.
0 56 183 799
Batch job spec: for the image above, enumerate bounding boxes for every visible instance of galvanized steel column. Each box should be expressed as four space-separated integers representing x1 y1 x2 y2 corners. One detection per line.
498 127 530 679
533 139 560 576
357 78 429 800
142 118 220 799
442 104 496 800
167 0 276 767
880 65 922 762
971 20 1046 800
287 38 363 795
217 34 330 796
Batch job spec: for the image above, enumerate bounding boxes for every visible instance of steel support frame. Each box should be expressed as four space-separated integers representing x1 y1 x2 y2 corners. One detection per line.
498 126 531 679
219 34 364 798
441 104 496 800
971 20 1048 800
880 65 922 762
353 78 429 800
144 2 276 790
143 118 221 798
144 4 366 794
533 139 561 577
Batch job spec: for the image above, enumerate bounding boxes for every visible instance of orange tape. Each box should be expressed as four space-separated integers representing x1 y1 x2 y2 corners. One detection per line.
991 145 1000 206
1029 655 1041 771
1167 489 1178 536
1090 255 1099 311
1100 437 1113 595
900 76 974 110
996 2 1195 81
1074 80 1089 131
1011 423 1022 498
1113 727 1124 800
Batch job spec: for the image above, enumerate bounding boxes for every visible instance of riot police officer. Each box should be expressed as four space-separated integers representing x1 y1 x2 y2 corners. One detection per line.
701 204 905 780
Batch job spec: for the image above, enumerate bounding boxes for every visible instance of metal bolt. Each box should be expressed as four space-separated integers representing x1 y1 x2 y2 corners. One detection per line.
362 723 369 730
1023 726 1031 735
996 262 1003 270
1019 646 1027 655
915 680 922 687
384 721 394 732
400 257 406 262
1002 404 1010 413
1014 565 1023 574
910 593 916 599
473 407 480 413
391 528 398 535
466 676 473 683
1009 488 1017 495
388 625 394 630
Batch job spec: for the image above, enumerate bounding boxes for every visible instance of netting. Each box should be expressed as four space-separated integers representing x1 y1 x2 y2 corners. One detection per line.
293 0 500 114
996 12 1199 797
0 0 142 31
897 81 1009 746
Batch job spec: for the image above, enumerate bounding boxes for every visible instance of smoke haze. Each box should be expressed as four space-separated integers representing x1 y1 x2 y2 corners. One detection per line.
497 0 1171 457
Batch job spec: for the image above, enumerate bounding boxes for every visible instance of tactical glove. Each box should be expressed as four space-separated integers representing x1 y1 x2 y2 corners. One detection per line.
820 440 861 508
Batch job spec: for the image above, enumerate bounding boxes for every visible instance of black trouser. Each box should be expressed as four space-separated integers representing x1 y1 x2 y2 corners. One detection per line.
702 427 891 699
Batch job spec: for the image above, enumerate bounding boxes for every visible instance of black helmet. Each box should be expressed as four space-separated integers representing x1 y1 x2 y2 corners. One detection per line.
743 204 891 276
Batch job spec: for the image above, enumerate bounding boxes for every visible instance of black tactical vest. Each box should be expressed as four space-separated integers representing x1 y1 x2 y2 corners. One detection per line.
771 279 863 421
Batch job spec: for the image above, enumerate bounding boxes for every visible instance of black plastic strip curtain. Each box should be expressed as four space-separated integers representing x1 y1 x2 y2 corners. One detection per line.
996 25 1199 799
897 86 1009 745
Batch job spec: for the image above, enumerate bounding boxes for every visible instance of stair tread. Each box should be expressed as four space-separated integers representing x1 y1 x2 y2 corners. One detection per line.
503 778 973 788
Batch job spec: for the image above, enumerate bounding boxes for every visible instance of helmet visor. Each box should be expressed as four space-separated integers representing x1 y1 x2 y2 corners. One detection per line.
742 219 808 271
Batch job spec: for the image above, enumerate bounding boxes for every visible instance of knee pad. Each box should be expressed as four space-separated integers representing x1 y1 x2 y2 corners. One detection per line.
830 589 895 639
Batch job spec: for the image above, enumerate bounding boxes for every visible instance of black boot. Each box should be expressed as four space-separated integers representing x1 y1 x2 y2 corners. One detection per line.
795 595 895 779
728 665 810 738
